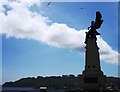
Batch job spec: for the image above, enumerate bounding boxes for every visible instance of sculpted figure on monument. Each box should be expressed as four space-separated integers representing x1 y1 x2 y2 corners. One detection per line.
85 11 103 44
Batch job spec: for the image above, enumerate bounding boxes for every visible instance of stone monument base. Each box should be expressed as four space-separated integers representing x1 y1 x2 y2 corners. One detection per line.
82 72 106 91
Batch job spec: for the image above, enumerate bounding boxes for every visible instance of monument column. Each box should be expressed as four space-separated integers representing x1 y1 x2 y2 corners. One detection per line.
82 11 106 91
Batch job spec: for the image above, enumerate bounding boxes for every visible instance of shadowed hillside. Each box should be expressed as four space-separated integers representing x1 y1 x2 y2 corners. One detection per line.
3 75 120 89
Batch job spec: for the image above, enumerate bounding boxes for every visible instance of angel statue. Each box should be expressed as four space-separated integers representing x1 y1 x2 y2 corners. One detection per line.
85 11 103 44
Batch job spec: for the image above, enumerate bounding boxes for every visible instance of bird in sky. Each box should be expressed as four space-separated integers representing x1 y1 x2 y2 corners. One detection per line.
80 7 84 10
47 2 51 6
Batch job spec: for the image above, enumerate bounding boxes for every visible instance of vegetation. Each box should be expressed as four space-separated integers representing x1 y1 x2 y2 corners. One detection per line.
3 75 120 89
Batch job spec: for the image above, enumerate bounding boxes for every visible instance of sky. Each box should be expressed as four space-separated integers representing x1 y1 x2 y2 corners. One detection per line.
0 0 119 84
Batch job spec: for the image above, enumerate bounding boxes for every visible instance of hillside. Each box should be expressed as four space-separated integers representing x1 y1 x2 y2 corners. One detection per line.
3 75 120 89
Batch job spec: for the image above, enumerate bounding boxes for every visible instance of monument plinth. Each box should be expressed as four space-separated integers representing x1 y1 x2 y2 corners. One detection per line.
82 11 106 91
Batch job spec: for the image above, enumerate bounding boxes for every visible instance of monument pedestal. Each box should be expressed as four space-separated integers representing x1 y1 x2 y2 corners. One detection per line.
82 37 106 91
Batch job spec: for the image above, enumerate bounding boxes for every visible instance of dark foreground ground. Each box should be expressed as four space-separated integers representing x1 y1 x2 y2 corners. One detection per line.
1 89 120 92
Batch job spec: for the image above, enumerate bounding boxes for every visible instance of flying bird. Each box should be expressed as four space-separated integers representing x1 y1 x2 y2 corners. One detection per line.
47 2 51 6
80 8 84 10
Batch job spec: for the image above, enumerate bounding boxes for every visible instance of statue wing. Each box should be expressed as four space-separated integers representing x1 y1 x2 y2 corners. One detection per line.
94 11 103 29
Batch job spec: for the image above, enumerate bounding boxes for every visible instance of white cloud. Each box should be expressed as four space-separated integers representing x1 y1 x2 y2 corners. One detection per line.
97 36 119 64
0 0 119 65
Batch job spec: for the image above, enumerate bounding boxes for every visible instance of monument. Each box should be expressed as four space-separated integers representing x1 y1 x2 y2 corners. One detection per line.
82 11 106 91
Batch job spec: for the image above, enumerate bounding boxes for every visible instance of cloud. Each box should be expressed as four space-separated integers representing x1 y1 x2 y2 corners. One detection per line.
97 36 119 64
0 0 119 65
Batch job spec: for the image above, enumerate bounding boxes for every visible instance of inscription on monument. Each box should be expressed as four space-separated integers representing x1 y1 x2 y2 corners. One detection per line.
84 77 98 83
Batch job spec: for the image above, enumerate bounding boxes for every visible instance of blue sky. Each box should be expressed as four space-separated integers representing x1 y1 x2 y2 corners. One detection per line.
1 1 119 84
38 2 118 49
